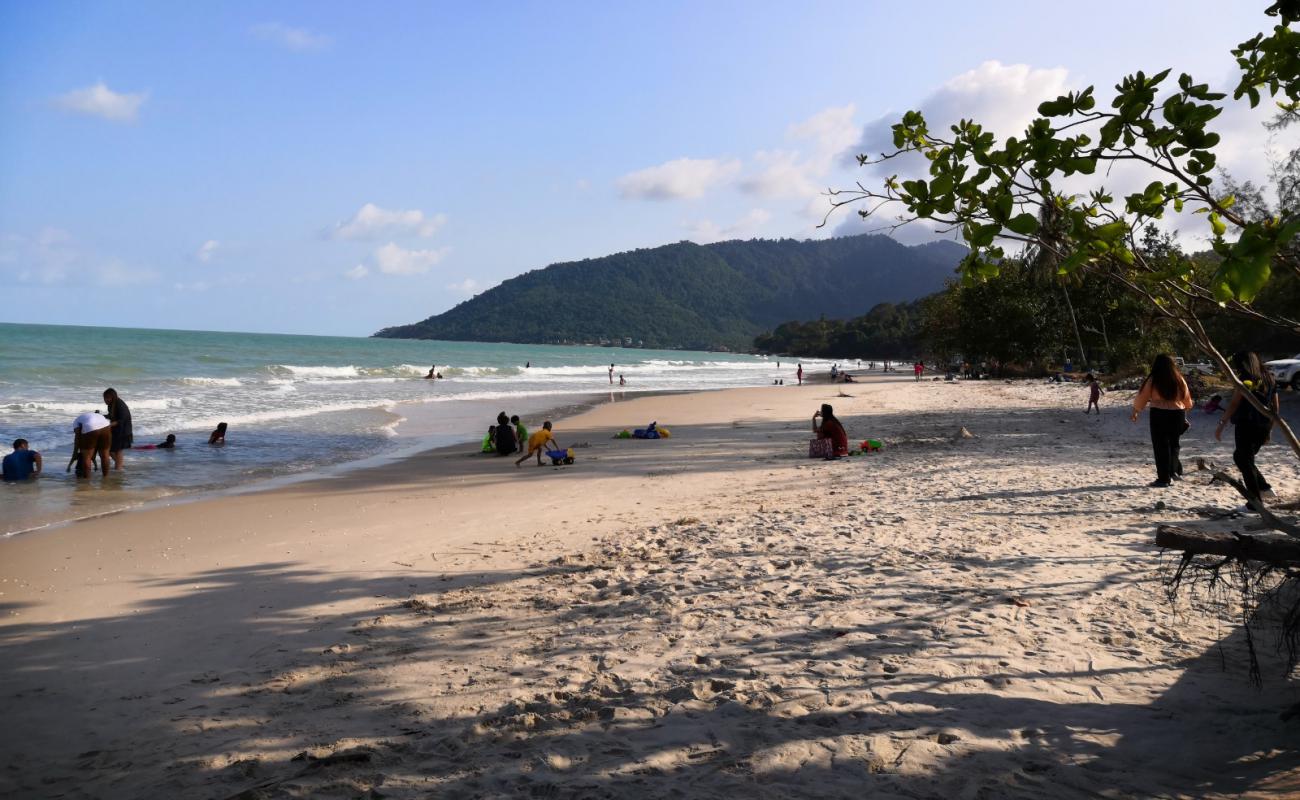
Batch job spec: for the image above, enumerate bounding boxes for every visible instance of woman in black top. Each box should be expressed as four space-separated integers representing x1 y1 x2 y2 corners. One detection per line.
1215 351 1280 502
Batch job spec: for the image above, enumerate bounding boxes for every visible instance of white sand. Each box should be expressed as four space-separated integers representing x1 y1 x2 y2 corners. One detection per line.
1 376 1298 798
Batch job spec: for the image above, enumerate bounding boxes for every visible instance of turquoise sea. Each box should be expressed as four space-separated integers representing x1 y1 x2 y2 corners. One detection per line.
0 323 832 534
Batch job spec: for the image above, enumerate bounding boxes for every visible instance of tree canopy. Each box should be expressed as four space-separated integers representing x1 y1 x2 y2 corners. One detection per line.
826 1 1300 455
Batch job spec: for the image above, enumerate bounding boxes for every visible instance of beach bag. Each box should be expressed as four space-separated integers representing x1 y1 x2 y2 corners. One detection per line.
808 438 834 459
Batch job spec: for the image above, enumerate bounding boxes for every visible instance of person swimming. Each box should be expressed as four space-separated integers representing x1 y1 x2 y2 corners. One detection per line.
135 434 177 451
208 422 227 445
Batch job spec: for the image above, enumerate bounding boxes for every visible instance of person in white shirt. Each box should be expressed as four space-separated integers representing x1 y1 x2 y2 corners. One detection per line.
73 410 111 478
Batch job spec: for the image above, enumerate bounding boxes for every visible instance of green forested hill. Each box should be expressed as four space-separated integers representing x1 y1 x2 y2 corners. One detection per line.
373 234 966 350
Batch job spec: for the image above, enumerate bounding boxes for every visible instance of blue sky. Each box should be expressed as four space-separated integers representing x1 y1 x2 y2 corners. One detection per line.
0 2 1285 335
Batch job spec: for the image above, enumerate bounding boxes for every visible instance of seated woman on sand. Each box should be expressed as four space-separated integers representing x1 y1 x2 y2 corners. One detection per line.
208 422 227 445
812 403 849 457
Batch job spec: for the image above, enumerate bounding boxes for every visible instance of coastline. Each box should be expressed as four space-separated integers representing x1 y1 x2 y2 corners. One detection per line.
0 386 681 538
2 377 1298 797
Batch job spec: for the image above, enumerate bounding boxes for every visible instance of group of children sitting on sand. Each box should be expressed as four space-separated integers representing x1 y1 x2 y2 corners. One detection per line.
481 412 563 467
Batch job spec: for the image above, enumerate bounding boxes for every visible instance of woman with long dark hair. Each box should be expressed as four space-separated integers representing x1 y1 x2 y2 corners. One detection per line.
1131 354 1193 487
812 403 849 457
1215 351 1280 502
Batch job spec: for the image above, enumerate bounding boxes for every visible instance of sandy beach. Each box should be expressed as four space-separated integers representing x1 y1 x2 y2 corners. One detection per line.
2 375 1299 798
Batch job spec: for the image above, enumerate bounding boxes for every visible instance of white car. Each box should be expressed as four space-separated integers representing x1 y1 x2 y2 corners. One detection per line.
1266 353 1300 391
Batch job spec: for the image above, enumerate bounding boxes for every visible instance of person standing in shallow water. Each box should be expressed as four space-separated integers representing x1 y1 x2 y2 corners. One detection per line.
1131 354 1193 488
608 364 614 385
103 388 132 470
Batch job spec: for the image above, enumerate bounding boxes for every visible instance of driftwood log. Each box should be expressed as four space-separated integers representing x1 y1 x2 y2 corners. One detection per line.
1195 458 1300 538
1156 525 1300 565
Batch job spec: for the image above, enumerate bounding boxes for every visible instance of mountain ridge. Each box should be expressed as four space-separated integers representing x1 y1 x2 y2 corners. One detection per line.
374 234 966 350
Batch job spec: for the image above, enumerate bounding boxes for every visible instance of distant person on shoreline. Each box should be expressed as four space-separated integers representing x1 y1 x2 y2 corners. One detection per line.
103 388 132 470
482 425 497 453
812 403 849 457
1085 373 1103 415
73 410 112 478
516 421 559 467
1215 351 1280 503
1131 353 1193 488
797 364 803 385
208 422 228 445
609 364 615 384
425 365 436 379
914 361 924 381
2 439 42 481
525 361 530 369
619 374 625 386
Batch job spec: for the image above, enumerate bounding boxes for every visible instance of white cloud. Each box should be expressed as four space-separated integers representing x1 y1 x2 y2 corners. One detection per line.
250 22 331 52
446 278 480 295
789 104 859 156
1 227 163 286
847 61 1072 177
372 242 449 275
345 264 370 280
96 260 154 286
618 158 741 200
739 150 820 199
825 61 1074 242
53 81 148 123
738 105 859 213
686 209 773 244
196 240 219 263
330 203 447 240
3 227 77 283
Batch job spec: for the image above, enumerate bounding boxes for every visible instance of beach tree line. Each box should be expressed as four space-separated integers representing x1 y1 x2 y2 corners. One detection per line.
755 232 1298 375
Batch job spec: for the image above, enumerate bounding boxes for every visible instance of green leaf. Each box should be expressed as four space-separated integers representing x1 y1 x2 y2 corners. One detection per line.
1006 213 1039 235
1209 212 1227 236
1094 221 1129 241
968 223 1002 248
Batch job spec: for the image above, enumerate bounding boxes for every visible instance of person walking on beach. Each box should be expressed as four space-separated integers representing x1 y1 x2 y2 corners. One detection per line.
609 364 615 385
1085 373 1103 415
73 410 112 478
812 403 849 458
1215 351 1280 503
103 388 132 470
797 364 803 385
2 439 42 481
914 361 924 381
516 421 559 467
1131 354 1193 488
